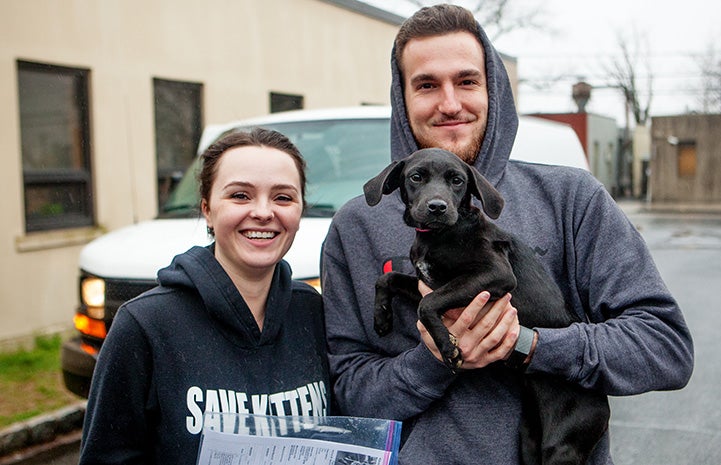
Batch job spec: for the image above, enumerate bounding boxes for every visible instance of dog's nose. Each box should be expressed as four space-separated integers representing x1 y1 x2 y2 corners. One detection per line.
427 199 447 215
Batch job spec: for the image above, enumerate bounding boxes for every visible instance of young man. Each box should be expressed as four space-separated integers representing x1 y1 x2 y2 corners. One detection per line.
321 4 693 464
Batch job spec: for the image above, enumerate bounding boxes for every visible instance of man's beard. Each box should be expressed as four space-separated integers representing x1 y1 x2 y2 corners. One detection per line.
442 138 482 164
416 130 484 165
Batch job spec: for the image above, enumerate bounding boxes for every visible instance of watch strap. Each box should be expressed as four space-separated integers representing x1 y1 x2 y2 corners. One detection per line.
506 325 535 371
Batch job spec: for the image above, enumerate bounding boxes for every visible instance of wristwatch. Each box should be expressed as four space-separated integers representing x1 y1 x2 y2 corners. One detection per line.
506 325 536 371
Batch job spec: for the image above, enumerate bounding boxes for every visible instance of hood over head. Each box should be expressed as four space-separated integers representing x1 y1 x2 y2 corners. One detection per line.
390 11 518 185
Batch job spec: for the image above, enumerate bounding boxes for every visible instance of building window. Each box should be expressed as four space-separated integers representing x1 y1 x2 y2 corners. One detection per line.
677 141 697 178
17 60 93 233
270 92 304 113
154 78 203 208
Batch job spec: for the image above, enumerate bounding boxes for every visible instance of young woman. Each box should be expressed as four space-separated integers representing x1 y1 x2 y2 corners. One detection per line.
80 128 329 465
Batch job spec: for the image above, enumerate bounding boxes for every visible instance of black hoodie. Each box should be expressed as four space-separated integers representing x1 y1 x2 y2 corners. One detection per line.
80 245 329 465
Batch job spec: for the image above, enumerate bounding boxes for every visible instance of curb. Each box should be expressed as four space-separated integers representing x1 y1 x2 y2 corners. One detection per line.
616 200 721 217
0 401 86 459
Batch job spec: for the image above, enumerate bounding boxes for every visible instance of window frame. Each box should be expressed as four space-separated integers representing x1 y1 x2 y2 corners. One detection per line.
270 92 304 113
17 60 94 233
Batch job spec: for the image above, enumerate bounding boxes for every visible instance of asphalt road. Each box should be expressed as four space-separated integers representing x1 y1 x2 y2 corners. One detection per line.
609 208 721 464
17 205 721 465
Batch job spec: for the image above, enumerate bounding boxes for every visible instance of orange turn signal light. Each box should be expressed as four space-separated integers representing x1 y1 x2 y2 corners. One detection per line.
73 313 107 339
80 342 99 356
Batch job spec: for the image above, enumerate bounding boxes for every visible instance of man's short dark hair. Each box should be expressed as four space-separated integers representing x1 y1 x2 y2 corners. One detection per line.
394 4 480 71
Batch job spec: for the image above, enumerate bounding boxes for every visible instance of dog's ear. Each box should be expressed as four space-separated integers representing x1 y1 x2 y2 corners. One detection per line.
363 160 406 206
466 164 504 219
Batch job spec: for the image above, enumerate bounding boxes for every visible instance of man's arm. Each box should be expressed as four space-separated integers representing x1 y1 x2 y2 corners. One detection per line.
526 186 694 395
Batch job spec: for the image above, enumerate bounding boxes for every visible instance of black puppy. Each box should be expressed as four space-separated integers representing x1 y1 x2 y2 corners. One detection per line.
363 148 610 465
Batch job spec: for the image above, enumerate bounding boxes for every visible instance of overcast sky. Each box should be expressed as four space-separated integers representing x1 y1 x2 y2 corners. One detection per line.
363 0 721 126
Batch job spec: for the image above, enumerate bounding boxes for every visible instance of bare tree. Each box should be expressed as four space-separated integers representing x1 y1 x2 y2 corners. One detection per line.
405 0 545 41
697 43 721 113
605 31 653 126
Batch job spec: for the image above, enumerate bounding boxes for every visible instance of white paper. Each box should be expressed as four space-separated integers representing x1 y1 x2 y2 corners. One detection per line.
197 428 392 465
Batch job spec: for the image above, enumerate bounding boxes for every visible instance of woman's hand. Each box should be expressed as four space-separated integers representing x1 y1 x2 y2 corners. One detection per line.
417 281 520 370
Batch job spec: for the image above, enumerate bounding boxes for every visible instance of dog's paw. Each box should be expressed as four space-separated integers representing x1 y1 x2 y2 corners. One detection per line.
444 351 463 372
442 334 463 371
373 305 393 336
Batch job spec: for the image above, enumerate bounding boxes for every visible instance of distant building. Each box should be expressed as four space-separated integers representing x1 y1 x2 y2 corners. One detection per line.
529 112 621 195
650 114 721 204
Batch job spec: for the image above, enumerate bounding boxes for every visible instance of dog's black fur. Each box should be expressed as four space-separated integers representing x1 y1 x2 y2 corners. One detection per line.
363 148 610 465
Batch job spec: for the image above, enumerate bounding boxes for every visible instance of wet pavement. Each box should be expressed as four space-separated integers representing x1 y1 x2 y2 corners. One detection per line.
610 203 721 464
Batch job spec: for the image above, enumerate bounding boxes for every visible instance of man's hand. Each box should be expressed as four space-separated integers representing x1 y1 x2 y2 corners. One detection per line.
416 281 520 370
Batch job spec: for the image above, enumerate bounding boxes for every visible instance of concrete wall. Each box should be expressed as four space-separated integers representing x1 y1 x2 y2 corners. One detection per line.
650 114 721 203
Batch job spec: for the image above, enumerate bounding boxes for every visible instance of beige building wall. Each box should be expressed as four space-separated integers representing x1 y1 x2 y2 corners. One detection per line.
0 0 401 347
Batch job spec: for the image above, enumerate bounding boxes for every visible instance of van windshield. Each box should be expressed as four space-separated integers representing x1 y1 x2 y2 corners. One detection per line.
160 118 391 218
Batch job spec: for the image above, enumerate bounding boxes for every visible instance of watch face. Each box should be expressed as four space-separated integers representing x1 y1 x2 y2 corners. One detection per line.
515 326 535 354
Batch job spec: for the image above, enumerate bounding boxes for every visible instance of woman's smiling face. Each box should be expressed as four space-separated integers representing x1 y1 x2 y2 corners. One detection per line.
201 145 303 279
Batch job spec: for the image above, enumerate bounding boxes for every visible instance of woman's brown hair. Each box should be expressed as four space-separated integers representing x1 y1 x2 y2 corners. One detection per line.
198 127 307 212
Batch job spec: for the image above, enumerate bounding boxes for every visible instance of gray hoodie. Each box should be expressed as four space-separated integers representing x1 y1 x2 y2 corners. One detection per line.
321 20 693 465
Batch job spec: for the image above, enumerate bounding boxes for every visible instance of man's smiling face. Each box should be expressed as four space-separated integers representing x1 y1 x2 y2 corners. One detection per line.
402 31 488 164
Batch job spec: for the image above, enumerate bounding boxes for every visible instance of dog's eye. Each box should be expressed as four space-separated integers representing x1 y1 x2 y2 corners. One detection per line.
451 176 464 186
409 173 423 183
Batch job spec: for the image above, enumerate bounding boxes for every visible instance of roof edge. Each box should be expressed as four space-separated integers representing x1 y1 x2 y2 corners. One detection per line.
318 0 406 26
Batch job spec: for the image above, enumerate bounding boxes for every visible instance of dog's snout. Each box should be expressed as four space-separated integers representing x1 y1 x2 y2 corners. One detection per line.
427 199 448 215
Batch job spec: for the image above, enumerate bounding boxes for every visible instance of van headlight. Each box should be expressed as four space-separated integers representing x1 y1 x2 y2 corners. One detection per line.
81 277 106 319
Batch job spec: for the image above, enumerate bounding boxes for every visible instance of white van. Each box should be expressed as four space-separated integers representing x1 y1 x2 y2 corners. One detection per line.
60 106 588 397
